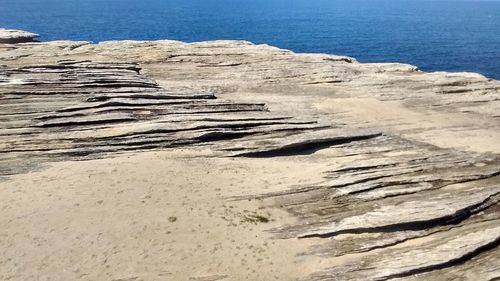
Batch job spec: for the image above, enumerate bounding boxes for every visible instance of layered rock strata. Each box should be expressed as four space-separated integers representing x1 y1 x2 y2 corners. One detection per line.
1 30 500 280
0 28 39 43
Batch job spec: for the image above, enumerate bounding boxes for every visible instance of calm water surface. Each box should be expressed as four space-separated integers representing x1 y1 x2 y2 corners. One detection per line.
1 0 499 79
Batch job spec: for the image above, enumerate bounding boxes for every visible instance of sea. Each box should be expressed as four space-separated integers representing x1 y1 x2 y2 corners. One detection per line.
1 0 499 79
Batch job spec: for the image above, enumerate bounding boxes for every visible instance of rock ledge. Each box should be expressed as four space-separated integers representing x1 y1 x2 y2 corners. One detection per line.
0 28 39 44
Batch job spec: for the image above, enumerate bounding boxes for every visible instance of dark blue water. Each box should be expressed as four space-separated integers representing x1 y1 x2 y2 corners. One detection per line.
1 0 499 79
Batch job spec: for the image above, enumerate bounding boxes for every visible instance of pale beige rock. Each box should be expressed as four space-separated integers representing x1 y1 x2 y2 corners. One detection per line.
0 28 39 43
0 31 499 281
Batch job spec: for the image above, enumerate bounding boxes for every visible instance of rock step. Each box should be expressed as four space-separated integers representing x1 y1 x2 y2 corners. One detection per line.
0 61 379 177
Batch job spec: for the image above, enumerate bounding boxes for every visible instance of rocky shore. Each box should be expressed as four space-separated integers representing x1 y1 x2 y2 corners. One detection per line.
1 30 499 281
0 28 39 44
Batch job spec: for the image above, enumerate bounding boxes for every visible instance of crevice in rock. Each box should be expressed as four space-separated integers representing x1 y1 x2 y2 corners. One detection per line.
379 236 500 280
300 192 500 238
236 133 382 157
32 117 137 128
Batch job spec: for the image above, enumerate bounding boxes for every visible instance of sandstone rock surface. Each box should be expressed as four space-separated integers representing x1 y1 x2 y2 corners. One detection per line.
0 31 499 281
0 28 39 43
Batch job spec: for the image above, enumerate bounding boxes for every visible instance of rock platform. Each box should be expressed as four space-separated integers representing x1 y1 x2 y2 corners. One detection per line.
1 30 499 280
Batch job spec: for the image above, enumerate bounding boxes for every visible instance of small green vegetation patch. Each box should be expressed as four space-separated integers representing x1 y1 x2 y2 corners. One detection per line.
242 213 270 224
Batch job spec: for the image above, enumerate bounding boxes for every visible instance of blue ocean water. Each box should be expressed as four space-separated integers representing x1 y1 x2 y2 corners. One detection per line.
1 0 499 79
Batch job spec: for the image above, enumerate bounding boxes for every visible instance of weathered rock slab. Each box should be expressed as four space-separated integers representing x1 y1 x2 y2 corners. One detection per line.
0 28 39 44
1 30 499 281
